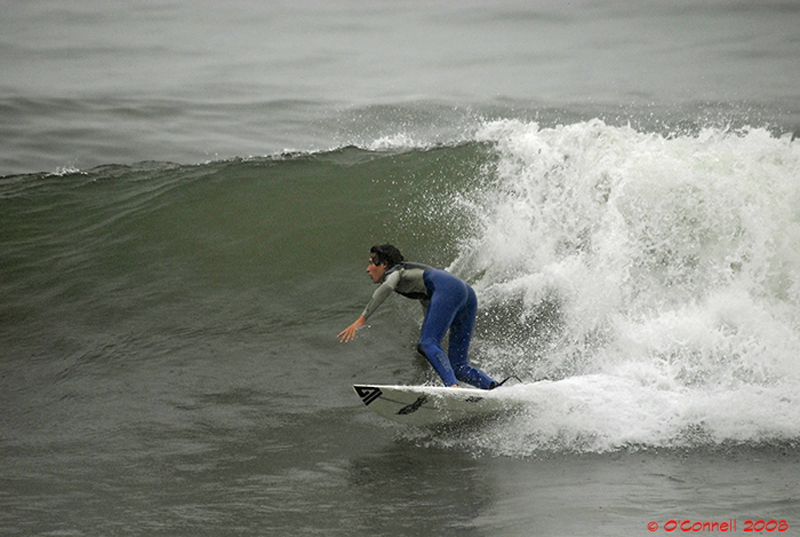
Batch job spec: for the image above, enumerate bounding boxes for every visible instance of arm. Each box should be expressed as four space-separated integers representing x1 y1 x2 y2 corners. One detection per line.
338 271 401 343
359 275 397 320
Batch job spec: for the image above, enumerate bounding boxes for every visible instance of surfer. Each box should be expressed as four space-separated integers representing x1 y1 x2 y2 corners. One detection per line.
339 244 499 390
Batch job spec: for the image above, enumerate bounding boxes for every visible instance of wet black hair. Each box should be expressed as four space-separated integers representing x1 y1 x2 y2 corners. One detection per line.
370 244 404 268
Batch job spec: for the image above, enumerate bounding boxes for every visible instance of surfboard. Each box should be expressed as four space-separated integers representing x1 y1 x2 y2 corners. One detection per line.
353 384 519 426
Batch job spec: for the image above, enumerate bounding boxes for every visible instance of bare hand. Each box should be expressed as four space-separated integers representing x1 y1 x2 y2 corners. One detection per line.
338 316 366 343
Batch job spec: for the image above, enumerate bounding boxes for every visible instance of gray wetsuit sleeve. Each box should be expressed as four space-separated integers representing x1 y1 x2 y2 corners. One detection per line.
360 270 402 320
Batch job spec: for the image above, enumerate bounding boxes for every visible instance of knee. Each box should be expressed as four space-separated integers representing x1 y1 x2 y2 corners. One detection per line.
417 338 442 360
418 336 438 349
417 341 433 358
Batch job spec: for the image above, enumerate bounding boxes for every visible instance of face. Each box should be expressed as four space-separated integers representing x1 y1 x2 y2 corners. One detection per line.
366 255 387 283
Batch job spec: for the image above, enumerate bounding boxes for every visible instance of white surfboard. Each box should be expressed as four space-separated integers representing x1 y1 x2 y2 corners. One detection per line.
353 384 520 426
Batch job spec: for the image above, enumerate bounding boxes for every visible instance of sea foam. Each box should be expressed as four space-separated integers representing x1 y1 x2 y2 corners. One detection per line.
437 119 800 454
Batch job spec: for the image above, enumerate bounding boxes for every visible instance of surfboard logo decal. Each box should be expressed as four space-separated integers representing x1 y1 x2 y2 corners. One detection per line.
355 386 383 406
397 395 428 415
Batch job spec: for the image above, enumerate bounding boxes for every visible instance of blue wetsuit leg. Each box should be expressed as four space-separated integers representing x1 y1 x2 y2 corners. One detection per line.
418 271 497 389
418 271 460 386
447 284 497 389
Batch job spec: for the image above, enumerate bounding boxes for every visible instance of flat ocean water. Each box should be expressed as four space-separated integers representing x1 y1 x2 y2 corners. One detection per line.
2 1 799 536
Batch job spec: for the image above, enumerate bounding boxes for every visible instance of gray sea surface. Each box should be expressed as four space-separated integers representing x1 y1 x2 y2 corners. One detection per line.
2 2 799 536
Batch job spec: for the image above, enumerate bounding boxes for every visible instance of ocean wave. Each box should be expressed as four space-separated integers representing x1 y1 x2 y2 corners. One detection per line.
424 119 800 454
3 118 799 454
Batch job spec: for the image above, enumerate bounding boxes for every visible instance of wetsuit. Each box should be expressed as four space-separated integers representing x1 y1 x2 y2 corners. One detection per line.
361 262 497 389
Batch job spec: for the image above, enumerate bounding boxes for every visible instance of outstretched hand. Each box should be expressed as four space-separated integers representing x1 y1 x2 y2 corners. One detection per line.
338 316 366 343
